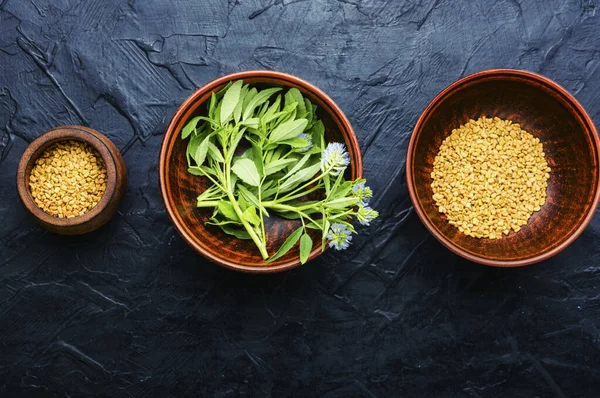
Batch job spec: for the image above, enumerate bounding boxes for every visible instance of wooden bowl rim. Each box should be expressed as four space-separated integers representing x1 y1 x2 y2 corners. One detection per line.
16 126 119 228
159 70 363 273
406 68 600 267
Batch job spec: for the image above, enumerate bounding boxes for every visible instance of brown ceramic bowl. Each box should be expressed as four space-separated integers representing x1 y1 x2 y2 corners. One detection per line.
160 71 362 273
17 126 127 235
407 69 600 267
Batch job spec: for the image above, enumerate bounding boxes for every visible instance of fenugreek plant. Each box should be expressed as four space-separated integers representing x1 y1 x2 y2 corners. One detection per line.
181 80 378 263
431 116 550 239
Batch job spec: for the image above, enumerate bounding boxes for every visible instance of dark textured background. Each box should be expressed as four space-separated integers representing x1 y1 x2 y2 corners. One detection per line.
1 0 600 397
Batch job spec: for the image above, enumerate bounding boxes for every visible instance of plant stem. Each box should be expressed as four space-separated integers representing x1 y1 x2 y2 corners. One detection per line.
262 203 323 229
263 202 316 212
274 184 322 204
225 150 268 259
278 172 327 202
189 166 224 190
197 201 219 207
258 177 266 243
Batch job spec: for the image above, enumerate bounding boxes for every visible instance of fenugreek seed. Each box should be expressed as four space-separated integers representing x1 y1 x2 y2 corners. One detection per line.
431 116 550 239
28 140 107 218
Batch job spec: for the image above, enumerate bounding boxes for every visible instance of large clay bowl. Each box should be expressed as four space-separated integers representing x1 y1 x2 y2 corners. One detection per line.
160 71 362 273
407 69 600 266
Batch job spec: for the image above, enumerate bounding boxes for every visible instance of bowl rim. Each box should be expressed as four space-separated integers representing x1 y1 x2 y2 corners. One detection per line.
16 125 118 228
159 70 362 273
406 68 600 267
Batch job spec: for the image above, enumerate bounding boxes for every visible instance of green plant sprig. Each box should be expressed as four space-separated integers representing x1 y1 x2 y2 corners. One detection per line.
182 80 379 264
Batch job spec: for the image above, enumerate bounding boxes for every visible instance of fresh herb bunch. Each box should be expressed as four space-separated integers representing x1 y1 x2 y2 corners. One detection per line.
182 80 378 263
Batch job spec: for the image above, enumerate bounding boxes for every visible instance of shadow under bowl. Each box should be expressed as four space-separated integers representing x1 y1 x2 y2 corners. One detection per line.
407 69 600 266
159 71 362 273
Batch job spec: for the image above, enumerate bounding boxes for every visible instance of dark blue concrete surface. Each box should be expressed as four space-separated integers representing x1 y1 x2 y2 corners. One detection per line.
1 1 600 396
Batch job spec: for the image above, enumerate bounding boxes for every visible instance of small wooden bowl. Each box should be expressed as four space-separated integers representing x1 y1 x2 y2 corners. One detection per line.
17 126 127 235
160 71 362 273
407 69 600 266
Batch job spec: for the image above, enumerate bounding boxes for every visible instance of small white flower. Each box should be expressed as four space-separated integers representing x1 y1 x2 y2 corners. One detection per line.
352 181 373 206
356 205 378 226
326 223 353 250
297 133 313 153
321 142 350 176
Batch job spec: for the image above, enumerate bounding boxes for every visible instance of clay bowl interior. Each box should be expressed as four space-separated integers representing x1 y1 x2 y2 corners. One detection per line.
407 69 600 266
17 126 127 235
160 71 362 273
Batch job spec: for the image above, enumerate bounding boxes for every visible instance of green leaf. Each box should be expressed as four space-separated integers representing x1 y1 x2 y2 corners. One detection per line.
325 197 360 209
264 158 296 176
242 88 258 114
230 173 238 191
285 88 306 117
233 84 248 123
243 87 282 120
322 217 330 252
241 118 260 129
265 146 284 164
241 148 253 159
305 222 321 230
304 98 314 125
187 166 215 176
197 185 221 203
256 101 270 119
250 140 264 177
208 92 218 120
333 181 353 198
238 185 268 216
261 185 279 199
228 127 246 162
263 104 296 126
238 193 248 211
266 226 303 263
299 233 312 264
220 80 243 124
276 102 299 126
276 211 303 220
219 224 251 240
207 141 224 163
280 162 321 193
311 120 325 148
214 100 223 125
231 158 261 187
186 132 203 164
261 95 282 126
270 118 308 142
242 206 261 226
193 134 211 166
182 116 202 139
328 171 345 200
215 81 233 99
280 137 309 148
281 153 310 181
218 200 239 221
261 179 275 192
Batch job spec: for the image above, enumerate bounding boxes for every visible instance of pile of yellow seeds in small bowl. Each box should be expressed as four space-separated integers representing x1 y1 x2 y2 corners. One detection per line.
431 116 551 239
29 140 107 218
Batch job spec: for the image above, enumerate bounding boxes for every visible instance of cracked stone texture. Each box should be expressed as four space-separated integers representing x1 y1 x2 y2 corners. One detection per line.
1 0 600 397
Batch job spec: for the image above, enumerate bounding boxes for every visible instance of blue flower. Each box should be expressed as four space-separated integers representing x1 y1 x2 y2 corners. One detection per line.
352 181 373 206
326 223 353 250
297 133 313 153
356 205 378 226
320 142 350 176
